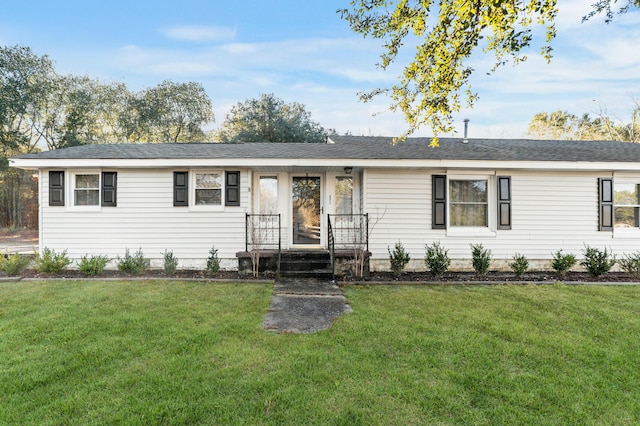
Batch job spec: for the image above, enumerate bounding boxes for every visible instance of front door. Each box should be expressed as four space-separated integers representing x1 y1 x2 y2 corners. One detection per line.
292 176 322 245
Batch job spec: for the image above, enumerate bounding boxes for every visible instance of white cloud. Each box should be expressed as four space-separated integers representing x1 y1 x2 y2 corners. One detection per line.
163 25 237 42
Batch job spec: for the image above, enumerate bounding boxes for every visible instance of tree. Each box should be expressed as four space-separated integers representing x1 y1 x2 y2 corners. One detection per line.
137 81 214 142
0 45 57 156
0 45 55 228
528 102 640 142
216 93 331 143
340 0 640 145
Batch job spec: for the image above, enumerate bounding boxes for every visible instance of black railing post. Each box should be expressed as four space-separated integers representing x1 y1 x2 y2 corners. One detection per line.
245 213 249 252
365 213 369 252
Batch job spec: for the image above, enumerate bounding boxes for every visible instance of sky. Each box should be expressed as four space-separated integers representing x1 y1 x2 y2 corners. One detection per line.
1 0 639 139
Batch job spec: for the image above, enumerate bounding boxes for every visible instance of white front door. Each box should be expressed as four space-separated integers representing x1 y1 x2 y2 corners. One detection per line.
291 175 322 246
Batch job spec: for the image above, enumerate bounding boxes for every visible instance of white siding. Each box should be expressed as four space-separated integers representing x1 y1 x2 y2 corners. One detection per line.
41 169 249 269
364 169 640 271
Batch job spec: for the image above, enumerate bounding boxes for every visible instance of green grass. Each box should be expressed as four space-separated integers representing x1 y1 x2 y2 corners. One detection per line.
1 281 639 425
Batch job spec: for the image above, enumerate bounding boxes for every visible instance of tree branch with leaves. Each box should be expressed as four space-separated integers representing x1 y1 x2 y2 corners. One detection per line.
340 0 639 145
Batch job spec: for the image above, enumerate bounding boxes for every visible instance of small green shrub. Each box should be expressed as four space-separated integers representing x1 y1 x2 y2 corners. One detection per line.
117 248 148 275
470 243 492 276
509 253 529 278
77 254 110 276
0 252 31 276
424 241 450 277
206 246 220 274
581 245 616 277
551 249 577 278
35 247 72 273
163 249 178 275
618 252 640 279
388 241 411 276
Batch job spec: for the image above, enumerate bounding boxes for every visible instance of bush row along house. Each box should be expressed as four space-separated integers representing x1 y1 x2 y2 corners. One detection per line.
9 135 640 272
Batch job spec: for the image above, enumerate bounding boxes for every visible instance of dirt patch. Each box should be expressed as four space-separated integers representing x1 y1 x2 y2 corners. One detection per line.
0 229 38 244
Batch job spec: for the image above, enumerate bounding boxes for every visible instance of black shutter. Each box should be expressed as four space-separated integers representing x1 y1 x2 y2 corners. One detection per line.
432 174 446 229
49 171 65 206
635 184 640 228
101 172 117 207
225 171 240 207
497 176 512 230
598 178 613 231
174 172 189 206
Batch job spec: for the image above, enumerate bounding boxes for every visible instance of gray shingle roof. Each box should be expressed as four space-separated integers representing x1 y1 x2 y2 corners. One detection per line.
12 136 640 163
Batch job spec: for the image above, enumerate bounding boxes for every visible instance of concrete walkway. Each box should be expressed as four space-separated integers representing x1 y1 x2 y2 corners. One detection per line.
263 278 352 334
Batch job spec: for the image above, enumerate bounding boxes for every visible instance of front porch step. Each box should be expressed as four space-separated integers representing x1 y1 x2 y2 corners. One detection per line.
279 250 332 280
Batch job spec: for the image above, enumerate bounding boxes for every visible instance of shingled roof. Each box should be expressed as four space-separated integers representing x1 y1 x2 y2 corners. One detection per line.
11 135 640 163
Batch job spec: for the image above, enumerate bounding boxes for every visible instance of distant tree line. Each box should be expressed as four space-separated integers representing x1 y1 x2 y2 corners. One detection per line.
527 102 640 142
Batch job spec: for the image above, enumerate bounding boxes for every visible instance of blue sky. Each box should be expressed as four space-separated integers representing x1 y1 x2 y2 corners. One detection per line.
1 1 639 139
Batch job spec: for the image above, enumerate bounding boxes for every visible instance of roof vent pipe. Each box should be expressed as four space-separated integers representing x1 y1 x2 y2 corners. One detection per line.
463 119 470 144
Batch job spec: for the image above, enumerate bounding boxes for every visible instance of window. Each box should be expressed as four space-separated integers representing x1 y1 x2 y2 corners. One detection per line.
69 171 117 207
432 174 511 231
449 179 488 227
74 174 100 206
335 176 353 215
614 182 640 228
259 176 278 214
195 172 222 205
177 170 241 207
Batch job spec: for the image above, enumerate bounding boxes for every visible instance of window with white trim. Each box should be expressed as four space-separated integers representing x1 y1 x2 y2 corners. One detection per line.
432 174 511 232
194 171 222 205
68 171 117 208
74 173 100 206
614 182 640 228
449 179 488 227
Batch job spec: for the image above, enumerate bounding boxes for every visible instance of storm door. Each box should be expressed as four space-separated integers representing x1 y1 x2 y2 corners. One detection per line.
292 176 322 245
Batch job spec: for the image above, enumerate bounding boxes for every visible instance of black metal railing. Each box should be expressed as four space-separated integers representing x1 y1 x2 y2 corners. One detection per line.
327 216 335 278
327 213 368 251
327 213 369 276
246 214 281 273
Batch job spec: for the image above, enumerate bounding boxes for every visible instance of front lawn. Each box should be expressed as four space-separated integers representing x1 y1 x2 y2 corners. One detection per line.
1 281 639 425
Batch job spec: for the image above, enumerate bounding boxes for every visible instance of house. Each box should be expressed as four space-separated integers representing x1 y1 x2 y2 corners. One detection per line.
9 135 640 273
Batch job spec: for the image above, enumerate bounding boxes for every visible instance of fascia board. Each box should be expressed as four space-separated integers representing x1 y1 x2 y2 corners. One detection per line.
9 157 640 172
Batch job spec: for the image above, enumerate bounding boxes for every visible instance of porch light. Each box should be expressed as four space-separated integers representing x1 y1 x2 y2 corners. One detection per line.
344 167 353 175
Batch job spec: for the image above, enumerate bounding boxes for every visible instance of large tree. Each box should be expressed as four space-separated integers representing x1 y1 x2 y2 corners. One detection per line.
131 81 214 143
340 0 640 145
216 93 331 143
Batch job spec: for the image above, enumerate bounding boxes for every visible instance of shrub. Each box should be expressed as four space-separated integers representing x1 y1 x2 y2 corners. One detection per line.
0 252 31 276
388 241 411 276
206 246 220 274
35 247 72 273
163 249 179 275
117 248 148 275
77 254 110 276
581 245 616 277
551 249 577 278
618 252 640 279
470 243 492 276
424 241 450 277
509 253 529 278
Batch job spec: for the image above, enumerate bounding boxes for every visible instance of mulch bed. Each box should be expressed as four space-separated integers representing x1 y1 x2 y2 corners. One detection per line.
5 269 639 283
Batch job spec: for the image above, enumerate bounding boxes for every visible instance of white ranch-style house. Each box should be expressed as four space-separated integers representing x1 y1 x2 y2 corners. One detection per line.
9 135 640 273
